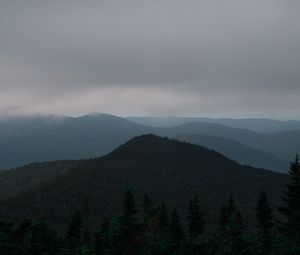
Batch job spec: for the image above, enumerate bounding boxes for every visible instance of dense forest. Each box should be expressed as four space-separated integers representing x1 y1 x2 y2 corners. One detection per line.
0 156 299 254
0 135 287 231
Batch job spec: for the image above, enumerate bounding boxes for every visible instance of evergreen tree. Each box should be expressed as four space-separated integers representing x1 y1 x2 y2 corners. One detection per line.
226 206 245 255
256 191 274 255
120 189 138 236
109 218 123 255
278 155 300 252
278 156 300 234
15 218 32 253
141 203 170 255
227 193 236 217
218 205 228 239
217 194 236 239
119 189 140 255
82 229 92 255
169 208 185 250
157 203 169 229
30 219 60 255
183 196 205 255
187 195 204 239
0 221 17 255
93 217 110 255
230 206 244 239
217 195 245 255
142 194 156 225
67 210 83 254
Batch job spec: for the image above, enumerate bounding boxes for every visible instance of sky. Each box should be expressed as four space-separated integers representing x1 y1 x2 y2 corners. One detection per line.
0 0 299 119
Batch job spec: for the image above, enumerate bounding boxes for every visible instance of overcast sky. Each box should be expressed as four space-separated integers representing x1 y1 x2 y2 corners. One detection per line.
0 0 299 118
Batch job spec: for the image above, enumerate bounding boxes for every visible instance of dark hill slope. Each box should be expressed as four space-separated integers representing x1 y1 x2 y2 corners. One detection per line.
0 160 80 200
0 135 287 231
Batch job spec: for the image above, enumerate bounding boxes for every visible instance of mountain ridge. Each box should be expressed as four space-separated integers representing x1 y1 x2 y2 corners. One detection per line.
0 113 298 172
0 134 287 231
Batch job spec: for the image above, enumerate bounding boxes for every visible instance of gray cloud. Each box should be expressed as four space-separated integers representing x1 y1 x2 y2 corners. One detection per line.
0 0 299 118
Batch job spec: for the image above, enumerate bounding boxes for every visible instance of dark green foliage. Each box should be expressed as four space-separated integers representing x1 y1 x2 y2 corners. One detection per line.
187 195 204 239
277 155 300 253
0 135 287 232
157 203 169 229
142 194 156 224
67 211 83 254
30 219 60 255
0 179 300 255
120 189 138 236
226 194 236 217
169 208 185 251
0 135 299 254
184 196 205 255
217 196 246 255
93 218 110 255
217 195 237 239
278 156 300 236
218 205 228 239
141 203 171 255
116 189 141 255
256 191 274 255
0 160 79 200
0 221 17 255
0 218 60 255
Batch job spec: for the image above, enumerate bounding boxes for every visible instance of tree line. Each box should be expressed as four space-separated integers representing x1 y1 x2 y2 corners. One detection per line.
0 156 299 255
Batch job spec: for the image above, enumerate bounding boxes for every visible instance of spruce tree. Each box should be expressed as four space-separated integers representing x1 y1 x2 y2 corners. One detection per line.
82 229 92 254
230 206 244 239
142 194 156 225
256 191 273 255
157 203 168 229
120 189 138 236
278 155 300 241
144 203 170 255
93 217 110 255
15 218 32 253
169 208 185 250
226 206 245 255
227 193 236 217
217 194 236 239
217 195 245 255
0 221 17 255
218 205 228 239
187 195 204 239
30 219 60 255
67 210 83 254
119 189 140 255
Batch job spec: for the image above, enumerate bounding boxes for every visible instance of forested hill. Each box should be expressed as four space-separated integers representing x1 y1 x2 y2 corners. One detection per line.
0 134 287 231
0 160 81 200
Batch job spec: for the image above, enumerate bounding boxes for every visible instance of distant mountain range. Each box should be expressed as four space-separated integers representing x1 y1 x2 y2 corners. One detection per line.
0 113 299 172
0 135 287 231
128 116 300 133
174 134 288 171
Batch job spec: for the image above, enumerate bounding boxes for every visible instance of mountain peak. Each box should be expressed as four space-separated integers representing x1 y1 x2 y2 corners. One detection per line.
106 134 229 165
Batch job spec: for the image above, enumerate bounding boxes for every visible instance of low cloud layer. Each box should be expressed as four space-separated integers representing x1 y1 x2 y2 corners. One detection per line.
1 0 299 118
